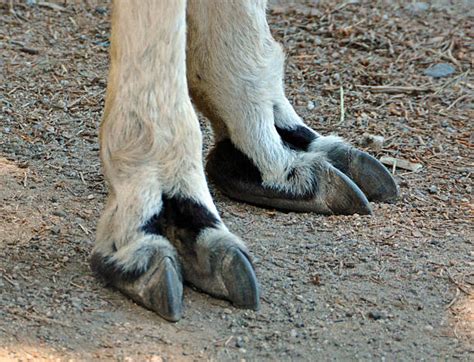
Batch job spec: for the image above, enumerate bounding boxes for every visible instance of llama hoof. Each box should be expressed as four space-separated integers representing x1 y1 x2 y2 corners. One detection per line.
221 247 260 309
325 146 399 203
178 229 260 310
118 256 183 321
206 139 371 215
315 164 372 215
91 253 183 322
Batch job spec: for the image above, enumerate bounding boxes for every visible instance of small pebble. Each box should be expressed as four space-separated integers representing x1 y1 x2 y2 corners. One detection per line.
368 311 386 320
53 210 67 217
95 6 107 15
424 63 455 78
51 226 61 235
235 337 244 348
307 101 315 111
361 133 384 152
406 2 430 13
428 185 437 194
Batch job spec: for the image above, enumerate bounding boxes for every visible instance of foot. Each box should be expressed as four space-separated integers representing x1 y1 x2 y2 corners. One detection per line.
275 126 399 203
148 195 260 310
90 235 184 322
91 194 260 321
207 129 398 214
207 139 372 215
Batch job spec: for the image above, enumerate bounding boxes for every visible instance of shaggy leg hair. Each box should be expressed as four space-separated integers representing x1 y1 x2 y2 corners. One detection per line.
187 0 398 213
92 0 259 322
92 0 397 321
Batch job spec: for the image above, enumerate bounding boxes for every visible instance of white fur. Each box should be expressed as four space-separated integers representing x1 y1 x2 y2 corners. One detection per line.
186 0 345 197
309 135 346 153
194 228 247 275
95 0 348 272
111 234 176 275
187 0 293 181
95 0 222 264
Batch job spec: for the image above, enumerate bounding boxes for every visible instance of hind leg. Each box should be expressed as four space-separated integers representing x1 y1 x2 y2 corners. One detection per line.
91 0 259 322
187 0 398 214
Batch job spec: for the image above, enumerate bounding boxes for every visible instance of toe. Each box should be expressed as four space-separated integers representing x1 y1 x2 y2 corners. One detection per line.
96 252 184 322
148 257 184 322
325 144 399 203
324 165 372 215
177 228 261 310
222 247 260 310
348 149 399 203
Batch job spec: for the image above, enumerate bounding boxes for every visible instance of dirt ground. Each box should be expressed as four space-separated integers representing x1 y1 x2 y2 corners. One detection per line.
1 0 473 360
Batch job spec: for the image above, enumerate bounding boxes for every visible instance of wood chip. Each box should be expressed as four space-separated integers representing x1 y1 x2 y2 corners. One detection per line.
380 156 423 172
38 2 66 12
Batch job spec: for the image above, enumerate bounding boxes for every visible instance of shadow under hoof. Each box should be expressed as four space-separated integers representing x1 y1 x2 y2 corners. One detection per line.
206 139 371 215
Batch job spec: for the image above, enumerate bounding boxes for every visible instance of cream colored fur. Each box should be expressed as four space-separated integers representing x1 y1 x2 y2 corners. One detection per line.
95 0 223 262
95 0 347 268
186 0 348 195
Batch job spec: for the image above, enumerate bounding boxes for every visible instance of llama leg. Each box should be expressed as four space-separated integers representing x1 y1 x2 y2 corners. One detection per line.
92 0 258 320
273 100 398 203
187 0 397 213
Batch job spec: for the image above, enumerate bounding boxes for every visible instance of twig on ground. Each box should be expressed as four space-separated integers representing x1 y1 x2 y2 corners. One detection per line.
355 85 432 94
78 223 90 235
447 94 470 110
337 86 345 125
37 2 66 12
433 70 470 96
446 288 461 309
447 272 472 296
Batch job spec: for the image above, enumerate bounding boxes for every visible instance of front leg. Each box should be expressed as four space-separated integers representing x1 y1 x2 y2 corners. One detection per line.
92 0 259 322
187 0 396 214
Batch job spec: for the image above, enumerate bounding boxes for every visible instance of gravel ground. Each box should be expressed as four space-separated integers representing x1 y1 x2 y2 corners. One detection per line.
1 1 473 360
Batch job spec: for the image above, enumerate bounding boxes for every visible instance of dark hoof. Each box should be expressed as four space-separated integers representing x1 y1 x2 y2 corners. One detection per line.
222 247 260 310
149 258 183 322
206 140 371 215
258 164 372 215
325 146 399 203
322 165 372 215
348 150 399 203
177 229 260 310
94 255 184 322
